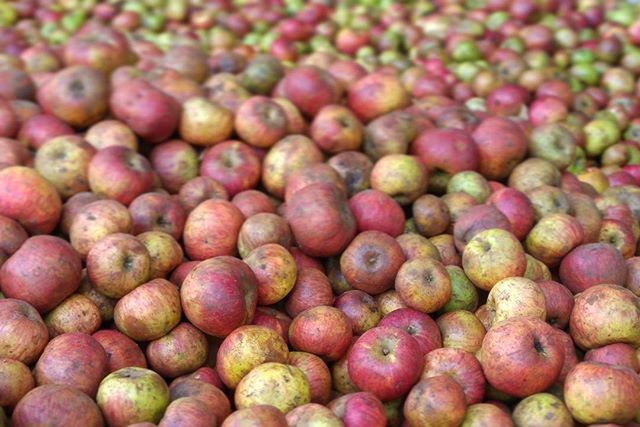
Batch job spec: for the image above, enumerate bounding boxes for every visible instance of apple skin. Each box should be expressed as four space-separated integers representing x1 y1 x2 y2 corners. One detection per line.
0 137 32 169
178 176 230 212
412 194 450 237
92 329 147 373
44 294 101 337
200 140 261 197
0 357 34 407
327 151 373 197
286 182 356 258
288 351 332 405
436 310 485 354
311 104 363 154
340 230 405 295
59 191 103 236
348 189 405 237
462 228 526 291
348 326 423 402
114 278 182 342
564 362 640 425
289 305 353 361
237 213 291 259
525 213 584 267
536 280 574 329
559 243 627 294
97 367 170 427
285 268 334 318
181 256 258 338
251 307 292 345
109 78 180 143
235 96 288 149
18 114 74 150
396 233 442 262
0 298 49 364
371 154 428 206
584 343 640 372
34 332 108 397
0 166 61 234
183 199 245 260
158 397 215 427
453 205 511 251
327 392 386 427
461 402 513 426
512 393 573 427
472 116 528 180
149 140 198 194
232 190 276 218
220 405 287 427
378 308 442 356
363 110 418 161
568 192 603 244
216 325 288 390
487 187 535 240
626 256 640 296
129 192 186 240
169 377 231 423
395 256 451 313
146 322 208 379
481 317 564 398
485 277 547 327
69 199 133 257
286 403 343 426
421 347 485 405
508 158 561 193
88 146 155 206
37 65 109 128
348 73 409 123
280 65 342 117
34 134 96 198
12 385 104 427
0 235 82 313
599 218 637 259
334 289 381 335
85 119 138 152
285 163 348 203
569 284 640 350
234 362 311 413
180 97 234 147
403 375 467 427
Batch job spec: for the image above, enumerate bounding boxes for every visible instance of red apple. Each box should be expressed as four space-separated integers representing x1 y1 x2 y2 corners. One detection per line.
348 189 405 237
92 329 147 373
328 392 386 427
289 305 353 361
200 140 261 197
378 308 442 356
421 347 485 404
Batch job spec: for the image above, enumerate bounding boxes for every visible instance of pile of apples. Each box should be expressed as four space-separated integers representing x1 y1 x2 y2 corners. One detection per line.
3 0 640 425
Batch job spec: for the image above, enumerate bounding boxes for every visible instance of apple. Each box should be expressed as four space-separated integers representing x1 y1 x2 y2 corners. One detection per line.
334 290 381 335
180 367 224 390
525 213 584 267
453 205 511 251
235 96 288 149
289 305 352 361
149 140 198 194
44 294 101 337
536 280 574 329
396 233 442 262
13 385 104 427
442 192 478 224
200 140 261 197
0 357 34 407
285 268 334 317
421 347 485 404
412 194 450 237
109 78 180 143
181 256 258 338
481 317 564 398
487 187 535 240
59 191 103 235
0 137 32 169
363 111 418 160
569 284 640 350
288 351 332 405
169 377 231 423
327 151 373 196
564 362 640 425
460 403 513 426
286 403 342 426
37 65 109 128
0 166 61 234
178 176 230 212
340 230 405 295
220 405 287 427
286 182 356 258
395 256 451 313
462 228 526 291
0 298 48 364
97 367 170 427
285 163 348 203
183 199 245 260
216 325 288 390
251 307 292 345
378 307 441 356
129 192 186 240
626 256 640 296
528 123 577 170
18 114 74 150
146 322 208 379
85 119 138 151
235 362 311 413
348 189 405 237
348 73 409 123
114 278 182 342
1 235 82 313
512 393 573 427
559 242 627 294
485 277 546 327
328 392 386 427
311 104 363 154
403 375 467 427
180 97 233 147
599 218 637 259
232 190 276 218
92 329 147 373
261 135 324 199
280 65 342 117
508 158 561 193
88 146 154 206
69 199 133 257
237 213 291 258
436 310 485 354
34 332 108 397
430 234 461 266
584 343 640 372
567 192 603 243
472 116 528 180
370 154 428 205
348 326 422 401
442 265 479 312
159 397 215 427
